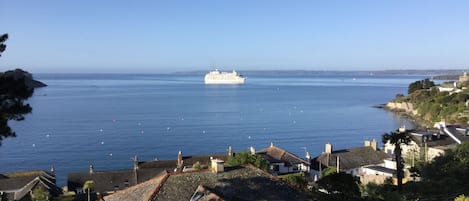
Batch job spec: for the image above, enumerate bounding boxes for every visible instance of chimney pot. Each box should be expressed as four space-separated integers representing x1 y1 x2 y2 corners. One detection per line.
89 164 94 174
250 146 256 155
228 146 233 157
325 143 332 154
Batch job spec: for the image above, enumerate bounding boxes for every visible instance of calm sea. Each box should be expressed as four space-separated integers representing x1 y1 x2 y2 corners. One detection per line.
2 72 424 185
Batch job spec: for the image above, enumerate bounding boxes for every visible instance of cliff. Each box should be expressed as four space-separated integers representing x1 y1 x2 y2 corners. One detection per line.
385 101 416 114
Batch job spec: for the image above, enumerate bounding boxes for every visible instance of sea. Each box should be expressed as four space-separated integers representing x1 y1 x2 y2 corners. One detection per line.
1 72 426 186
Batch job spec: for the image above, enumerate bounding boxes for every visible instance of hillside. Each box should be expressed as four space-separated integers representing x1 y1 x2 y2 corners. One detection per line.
386 77 469 126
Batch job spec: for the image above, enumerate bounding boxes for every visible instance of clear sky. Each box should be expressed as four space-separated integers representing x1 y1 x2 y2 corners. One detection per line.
1 0 469 73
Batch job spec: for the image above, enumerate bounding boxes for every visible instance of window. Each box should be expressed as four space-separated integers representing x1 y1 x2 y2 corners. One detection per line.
273 165 280 172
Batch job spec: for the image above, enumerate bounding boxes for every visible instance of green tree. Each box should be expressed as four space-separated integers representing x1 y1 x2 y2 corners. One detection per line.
0 34 7 57
279 172 307 188
382 128 411 192
317 172 361 201
226 150 268 170
408 78 435 94
0 34 36 146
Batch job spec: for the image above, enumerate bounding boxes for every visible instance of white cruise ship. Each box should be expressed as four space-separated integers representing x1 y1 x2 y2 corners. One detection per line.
204 69 246 84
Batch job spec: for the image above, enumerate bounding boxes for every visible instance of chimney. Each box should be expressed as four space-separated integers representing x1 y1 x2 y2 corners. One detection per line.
364 140 371 147
325 143 332 154
399 124 406 133
228 146 233 157
211 159 224 173
133 155 139 170
306 152 311 161
177 150 183 167
50 165 56 177
89 164 94 174
250 146 256 155
270 142 274 147
371 139 378 151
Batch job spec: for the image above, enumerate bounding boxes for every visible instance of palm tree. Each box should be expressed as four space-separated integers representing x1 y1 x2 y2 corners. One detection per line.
83 180 94 201
382 128 411 192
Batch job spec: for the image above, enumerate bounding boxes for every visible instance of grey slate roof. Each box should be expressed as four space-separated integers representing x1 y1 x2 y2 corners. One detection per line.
313 146 391 171
67 168 168 193
256 145 310 165
152 165 309 201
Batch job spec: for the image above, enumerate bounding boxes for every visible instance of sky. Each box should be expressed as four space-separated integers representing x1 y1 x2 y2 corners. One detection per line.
1 0 469 73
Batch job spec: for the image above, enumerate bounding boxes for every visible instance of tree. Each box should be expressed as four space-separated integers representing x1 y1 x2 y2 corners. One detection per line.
408 78 435 94
0 33 7 57
316 172 361 201
226 150 268 170
0 33 36 146
382 128 411 192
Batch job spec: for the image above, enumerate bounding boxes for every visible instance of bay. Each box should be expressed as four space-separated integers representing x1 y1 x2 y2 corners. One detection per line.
1 73 424 185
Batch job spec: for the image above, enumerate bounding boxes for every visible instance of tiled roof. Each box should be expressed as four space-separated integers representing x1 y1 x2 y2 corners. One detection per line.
152 165 309 201
104 173 168 201
257 145 310 165
313 147 391 171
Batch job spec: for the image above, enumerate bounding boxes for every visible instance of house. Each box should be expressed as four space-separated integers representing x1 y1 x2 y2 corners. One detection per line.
0 169 62 201
104 161 309 201
255 143 311 175
383 124 469 162
311 140 391 179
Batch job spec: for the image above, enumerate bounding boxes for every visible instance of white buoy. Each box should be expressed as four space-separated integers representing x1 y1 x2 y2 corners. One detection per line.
99 129 103 132
101 141 104 145
248 136 251 139
202 130 206 134
32 144 36 147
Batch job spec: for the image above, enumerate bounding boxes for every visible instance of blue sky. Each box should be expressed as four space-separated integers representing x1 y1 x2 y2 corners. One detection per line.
1 1 469 73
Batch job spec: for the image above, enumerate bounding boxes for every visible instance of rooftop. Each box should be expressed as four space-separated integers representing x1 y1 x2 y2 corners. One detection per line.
313 146 391 171
152 165 309 201
256 145 310 165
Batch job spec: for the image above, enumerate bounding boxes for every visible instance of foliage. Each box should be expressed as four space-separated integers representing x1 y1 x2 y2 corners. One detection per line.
366 142 469 200
32 186 50 201
226 150 268 170
316 172 362 201
0 33 7 57
382 129 411 192
455 194 469 201
279 172 307 188
408 78 435 94
193 161 202 170
0 34 36 146
51 194 76 201
420 142 469 193
363 183 407 201
321 167 338 177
